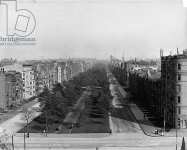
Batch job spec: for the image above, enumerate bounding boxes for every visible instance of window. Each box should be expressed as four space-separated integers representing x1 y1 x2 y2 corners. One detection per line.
178 96 181 103
177 85 181 92
178 74 181 81
178 118 181 128
178 64 181 70
178 107 181 114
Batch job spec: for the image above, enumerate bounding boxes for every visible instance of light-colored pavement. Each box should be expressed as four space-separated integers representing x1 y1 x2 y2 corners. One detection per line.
63 90 91 125
0 101 41 135
107 71 142 134
109 116 141 133
130 103 161 137
107 71 161 137
6 133 184 150
0 70 185 150
0 99 38 124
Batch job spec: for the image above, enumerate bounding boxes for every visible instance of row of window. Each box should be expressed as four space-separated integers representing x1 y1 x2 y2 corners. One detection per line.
23 86 35 90
22 71 33 76
164 73 181 80
177 119 187 128
178 118 181 127
178 107 181 114
165 64 181 81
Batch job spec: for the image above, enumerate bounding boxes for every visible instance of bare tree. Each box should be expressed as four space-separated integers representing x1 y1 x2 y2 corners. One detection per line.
0 130 11 150
23 108 33 138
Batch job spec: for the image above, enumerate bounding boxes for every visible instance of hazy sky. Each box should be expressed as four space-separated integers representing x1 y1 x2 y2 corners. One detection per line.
0 0 187 60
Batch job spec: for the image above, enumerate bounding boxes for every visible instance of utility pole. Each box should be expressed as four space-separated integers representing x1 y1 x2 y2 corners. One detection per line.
176 99 178 150
164 109 166 134
163 59 167 136
12 135 14 150
45 111 48 136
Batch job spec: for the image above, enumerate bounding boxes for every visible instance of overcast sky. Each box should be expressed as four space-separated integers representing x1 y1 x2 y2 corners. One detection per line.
0 0 187 60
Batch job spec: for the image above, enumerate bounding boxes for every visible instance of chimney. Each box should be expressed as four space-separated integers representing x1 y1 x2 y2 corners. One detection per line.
160 49 163 57
177 48 179 55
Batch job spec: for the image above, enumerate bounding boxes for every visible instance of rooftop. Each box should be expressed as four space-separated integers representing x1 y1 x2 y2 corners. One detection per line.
161 49 187 60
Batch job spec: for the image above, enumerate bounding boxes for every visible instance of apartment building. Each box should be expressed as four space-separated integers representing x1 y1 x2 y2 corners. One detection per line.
64 61 72 81
56 62 66 84
128 68 162 125
0 69 23 110
0 69 7 109
22 64 36 99
5 71 23 106
161 50 187 128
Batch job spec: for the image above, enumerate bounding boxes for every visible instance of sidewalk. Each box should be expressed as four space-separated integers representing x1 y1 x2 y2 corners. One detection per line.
0 101 41 135
111 74 161 137
129 104 161 137
0 99 38 124
164 129 187 137
130 103 187 138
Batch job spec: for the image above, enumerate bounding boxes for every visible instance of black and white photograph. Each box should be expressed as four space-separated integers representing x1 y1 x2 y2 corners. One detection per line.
0 0 187 149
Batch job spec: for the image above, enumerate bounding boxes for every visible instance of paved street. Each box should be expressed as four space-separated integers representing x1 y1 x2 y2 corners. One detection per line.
107 70 160 137
0 99 38 124
109 115 141 133
6 133 184 150
63 90 92 125
0 71 185 150
107 71 142 134
0 100 41 135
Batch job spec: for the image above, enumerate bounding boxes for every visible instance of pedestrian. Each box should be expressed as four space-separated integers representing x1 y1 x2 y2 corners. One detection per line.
161 130 164 136
109 129 112 135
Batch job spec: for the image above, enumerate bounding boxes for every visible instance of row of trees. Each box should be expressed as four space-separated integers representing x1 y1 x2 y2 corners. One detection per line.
34 63 110 132
111 62 164 128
